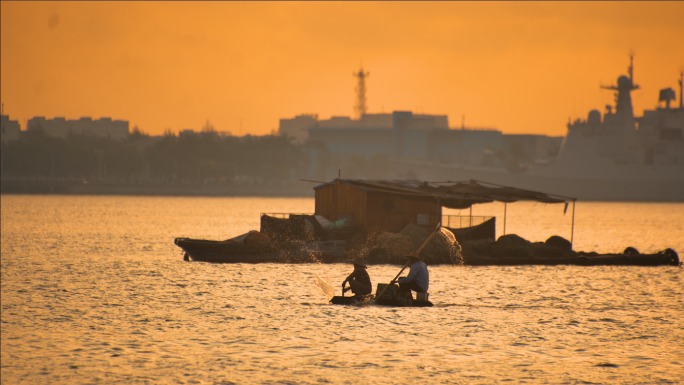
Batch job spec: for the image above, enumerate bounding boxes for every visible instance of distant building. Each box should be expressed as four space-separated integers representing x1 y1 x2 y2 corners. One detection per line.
283 110 563 174
429 128 503 165
501 134 564 164
317 113 394 129
26 116 129 141
306 111 503 165
178 129 232 138
1 115 21 143
280 112 450 145
309 126 393 158
279 114 318 144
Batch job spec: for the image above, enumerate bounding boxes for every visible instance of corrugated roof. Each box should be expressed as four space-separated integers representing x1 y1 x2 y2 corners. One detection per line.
314 179 574 209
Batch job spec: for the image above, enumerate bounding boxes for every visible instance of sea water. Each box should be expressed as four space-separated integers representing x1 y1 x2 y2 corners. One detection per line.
1 195 683 384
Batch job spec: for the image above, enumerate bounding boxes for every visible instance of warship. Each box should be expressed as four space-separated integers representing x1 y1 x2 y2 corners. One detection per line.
399 58 684 202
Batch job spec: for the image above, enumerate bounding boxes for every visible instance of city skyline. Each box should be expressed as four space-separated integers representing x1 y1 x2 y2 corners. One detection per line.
2 1 683 137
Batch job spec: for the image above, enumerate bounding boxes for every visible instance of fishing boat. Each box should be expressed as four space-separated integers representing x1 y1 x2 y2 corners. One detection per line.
174 238 310 263
329 283 434 307
329 295 374 305
330 296 434 307
175 179 680 266
375 297 433 307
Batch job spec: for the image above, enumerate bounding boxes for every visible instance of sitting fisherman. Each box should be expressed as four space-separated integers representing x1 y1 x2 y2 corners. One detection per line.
342 257 372 297
397 252 429 295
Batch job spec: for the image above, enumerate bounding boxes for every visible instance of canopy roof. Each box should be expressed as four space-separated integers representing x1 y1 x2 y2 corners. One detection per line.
313 179 575 210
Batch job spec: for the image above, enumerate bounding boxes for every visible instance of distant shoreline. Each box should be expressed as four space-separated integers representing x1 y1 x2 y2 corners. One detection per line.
0 180 316 197
3 180 683 203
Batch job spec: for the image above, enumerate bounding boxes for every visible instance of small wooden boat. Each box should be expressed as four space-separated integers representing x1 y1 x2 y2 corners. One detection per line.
330 295 374 305
329 295 434 307
174 238 310 263
375 297 433 307
330 283 434 307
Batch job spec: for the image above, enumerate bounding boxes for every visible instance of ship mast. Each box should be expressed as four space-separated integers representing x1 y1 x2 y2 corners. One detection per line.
601 54 640 117
679 69 683 109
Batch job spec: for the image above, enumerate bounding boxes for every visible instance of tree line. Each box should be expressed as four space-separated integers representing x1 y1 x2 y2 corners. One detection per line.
1 122 423 184
0 126 312 184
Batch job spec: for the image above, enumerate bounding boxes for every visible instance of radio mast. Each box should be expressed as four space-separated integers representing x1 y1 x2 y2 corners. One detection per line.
353 68 370 120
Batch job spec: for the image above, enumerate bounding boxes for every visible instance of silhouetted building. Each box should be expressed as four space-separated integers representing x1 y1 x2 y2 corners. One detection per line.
279 114 318 144
305 111 503 165
501 134 564 165
1 115 21 143
26 116 129 141
179 129 196 138
430 129 503 165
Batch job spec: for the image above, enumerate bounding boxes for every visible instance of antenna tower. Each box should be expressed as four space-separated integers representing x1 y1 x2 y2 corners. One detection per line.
679 68 683 109
353 68 370 119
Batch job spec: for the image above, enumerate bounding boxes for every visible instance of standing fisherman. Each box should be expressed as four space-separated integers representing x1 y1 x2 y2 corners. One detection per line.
342 257 372 297
397 252 429 295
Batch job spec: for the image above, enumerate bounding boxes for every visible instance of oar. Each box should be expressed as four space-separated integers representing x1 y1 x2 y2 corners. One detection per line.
374 222 442 300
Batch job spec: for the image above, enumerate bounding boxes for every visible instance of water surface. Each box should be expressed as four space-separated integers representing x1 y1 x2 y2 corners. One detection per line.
2 195 683 384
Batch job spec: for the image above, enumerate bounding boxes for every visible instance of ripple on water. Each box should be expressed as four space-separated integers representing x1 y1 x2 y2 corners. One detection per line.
2 196 683 384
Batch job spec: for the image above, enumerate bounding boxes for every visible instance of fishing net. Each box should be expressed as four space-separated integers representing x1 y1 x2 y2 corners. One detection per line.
398 224 463 265
367 225 463 265
375 232 412 264
313 273 335 301
438 227 464 265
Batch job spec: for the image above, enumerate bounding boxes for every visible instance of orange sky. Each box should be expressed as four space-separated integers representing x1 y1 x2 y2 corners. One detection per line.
2 1 683 137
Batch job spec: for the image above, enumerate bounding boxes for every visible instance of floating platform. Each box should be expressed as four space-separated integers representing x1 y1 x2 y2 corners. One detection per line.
175 238 680 267
463 249 680 267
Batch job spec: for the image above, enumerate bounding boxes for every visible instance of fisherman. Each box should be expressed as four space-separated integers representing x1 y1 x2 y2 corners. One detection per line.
396 252 429 295
342 256 372 296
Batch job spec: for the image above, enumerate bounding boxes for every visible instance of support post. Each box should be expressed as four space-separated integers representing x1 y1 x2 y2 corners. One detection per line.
437 199 441 228
570 200 576 248
469 205 472 227
333 170 339 239
503 202 507 236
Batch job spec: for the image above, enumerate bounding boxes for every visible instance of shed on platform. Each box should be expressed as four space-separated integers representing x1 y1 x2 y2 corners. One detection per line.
313 179 576 241
314 180 444 232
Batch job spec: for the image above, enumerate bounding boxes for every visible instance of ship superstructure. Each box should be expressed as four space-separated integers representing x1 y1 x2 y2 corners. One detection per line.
393 58 684 201
555 56 684 173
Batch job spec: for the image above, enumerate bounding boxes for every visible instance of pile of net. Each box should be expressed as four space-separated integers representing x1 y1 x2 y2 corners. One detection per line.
260 214 363 243
367 223 463 265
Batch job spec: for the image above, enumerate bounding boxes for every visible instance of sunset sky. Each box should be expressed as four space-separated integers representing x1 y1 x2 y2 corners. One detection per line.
2 1 683 137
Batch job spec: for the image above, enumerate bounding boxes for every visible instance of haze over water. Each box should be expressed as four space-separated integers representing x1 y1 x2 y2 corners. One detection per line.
2 195 683 384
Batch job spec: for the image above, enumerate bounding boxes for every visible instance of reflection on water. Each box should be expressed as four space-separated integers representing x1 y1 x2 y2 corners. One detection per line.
2 195 683 384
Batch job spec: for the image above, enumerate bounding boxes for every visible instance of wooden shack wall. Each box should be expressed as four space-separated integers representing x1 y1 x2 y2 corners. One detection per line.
314 184 368 226
314 183 442 233
366 193 442 233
